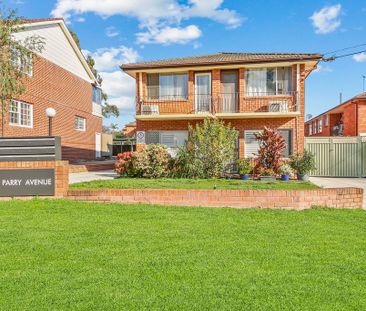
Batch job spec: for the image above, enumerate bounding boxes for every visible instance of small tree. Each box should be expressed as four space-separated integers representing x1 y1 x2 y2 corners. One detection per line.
254 127 286 172
175 118 238 178
0 9 45 136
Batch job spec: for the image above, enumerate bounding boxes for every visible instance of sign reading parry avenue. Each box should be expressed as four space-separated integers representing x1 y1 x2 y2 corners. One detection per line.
0 169 55 196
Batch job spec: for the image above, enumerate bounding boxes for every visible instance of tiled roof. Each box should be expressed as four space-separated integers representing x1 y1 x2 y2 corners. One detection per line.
121 52 323 70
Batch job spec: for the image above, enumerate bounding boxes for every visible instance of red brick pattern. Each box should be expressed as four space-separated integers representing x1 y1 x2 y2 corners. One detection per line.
0 161 69 197
0 55 102 161
67 187 363 210
69 162 114 173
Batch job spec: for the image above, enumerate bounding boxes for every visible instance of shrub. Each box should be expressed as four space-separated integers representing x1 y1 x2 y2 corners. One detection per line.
174 118 238 178
279 164 293 175
115 152 134 176
237 158 253 175
132 144 172 178
290 150 316 175
254 127 286 173
258 167 276 176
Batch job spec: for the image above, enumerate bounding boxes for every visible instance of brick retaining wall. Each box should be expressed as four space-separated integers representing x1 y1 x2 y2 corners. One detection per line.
67 187 363 210
69 161 114 173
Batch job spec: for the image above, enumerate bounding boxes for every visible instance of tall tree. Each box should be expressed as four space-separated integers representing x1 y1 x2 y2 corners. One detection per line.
69 28 120 119
0 9 45 136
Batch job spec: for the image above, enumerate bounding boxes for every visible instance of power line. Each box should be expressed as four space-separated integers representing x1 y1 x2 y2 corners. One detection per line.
323 43 366 56
322 49 366 62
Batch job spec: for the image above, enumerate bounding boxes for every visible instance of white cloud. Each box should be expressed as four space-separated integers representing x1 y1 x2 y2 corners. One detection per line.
105 26 119 37
310 4 342 34
353 52 366 62
51 0 243 44
75 16 85 22
137 25 201 45
314 64 333 73
82 46 139 71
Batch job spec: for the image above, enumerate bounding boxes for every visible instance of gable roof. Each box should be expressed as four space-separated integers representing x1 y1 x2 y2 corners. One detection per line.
121 52 323 71
19 18 97 84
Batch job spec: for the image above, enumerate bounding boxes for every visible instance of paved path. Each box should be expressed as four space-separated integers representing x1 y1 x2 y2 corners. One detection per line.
69 170 116 184
310 177 366 209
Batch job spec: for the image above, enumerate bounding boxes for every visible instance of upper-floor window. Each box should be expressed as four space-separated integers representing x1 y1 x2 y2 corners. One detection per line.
75 116 86 131
93 86 102 105
245 67 292 96
318 119 323 133
324 114 329 126
147 73 188 100
308 124 312 135
9 100 33 128
313 122 317 134
10 47 33 76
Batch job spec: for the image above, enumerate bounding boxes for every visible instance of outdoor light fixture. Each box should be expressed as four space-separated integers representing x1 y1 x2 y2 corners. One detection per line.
45 107 56 136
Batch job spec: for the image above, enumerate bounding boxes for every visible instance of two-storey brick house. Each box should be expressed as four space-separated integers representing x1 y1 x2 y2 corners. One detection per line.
1 18 103 161
121 53 322 158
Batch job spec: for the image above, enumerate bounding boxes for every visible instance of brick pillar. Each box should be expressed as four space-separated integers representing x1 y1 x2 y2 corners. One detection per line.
212 69 220 113
188 70 194 113
239 68 245 113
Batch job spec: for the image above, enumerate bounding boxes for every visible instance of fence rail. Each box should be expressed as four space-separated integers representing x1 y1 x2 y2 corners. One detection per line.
305 136 366 177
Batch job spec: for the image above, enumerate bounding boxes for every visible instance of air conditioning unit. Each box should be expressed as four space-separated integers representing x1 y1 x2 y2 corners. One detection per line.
141 105 159 115
268 101 289 112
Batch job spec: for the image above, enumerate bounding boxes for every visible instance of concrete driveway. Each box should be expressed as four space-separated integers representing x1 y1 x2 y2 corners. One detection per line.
310 177 366 209
69 170 116 184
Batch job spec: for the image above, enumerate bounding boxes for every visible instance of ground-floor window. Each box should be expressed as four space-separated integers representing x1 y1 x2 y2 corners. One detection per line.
146 130 188 155
244 129 293 158
9 100 33 128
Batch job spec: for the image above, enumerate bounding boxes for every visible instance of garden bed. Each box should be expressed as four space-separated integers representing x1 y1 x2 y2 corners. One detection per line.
70 178 319 190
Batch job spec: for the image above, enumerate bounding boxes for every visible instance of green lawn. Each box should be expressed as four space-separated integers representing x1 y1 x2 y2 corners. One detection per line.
70 177 319 190
0 200 365 310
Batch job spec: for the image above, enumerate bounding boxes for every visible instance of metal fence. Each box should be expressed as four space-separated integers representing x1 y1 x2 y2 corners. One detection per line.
305 136 366 177
0 136 61 162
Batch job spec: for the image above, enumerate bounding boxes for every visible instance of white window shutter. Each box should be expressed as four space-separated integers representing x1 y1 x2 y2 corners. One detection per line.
244 130 261 157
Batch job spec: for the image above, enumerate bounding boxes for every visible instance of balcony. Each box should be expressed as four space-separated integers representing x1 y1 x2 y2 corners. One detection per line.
136 92 300 120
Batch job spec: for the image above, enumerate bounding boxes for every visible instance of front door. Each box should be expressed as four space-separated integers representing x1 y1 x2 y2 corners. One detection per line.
95 133 101 158
195 73 211 113
221 71 238 113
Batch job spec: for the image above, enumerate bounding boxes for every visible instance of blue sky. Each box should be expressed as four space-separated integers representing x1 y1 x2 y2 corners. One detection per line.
4 0 366 128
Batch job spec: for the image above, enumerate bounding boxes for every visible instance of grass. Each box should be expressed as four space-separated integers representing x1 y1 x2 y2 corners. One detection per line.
70 177 319 190
0 200 365 310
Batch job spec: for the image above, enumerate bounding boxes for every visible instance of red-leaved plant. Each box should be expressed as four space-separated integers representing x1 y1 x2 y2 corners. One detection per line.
254 127 286 173
115 152 133 176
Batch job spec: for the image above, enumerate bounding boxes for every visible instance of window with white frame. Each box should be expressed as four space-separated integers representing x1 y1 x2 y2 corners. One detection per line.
93 86 102 105
9 100 33 128
318 119 323 133
313 122 317 134
75 116 86 131
308 124 312 135
245 67 292 96
147 73 188 100
324 114 329 126
10 47 33 76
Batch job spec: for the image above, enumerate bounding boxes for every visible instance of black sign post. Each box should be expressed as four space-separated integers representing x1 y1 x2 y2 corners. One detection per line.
0 169 55 197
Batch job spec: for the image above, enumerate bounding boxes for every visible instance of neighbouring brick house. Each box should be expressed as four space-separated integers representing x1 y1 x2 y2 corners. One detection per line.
305 92 366 137
121 53 322 158
1 18 103 161
122 121 136 138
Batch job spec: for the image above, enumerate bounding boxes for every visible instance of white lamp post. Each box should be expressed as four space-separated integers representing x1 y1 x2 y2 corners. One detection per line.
45 108 56 136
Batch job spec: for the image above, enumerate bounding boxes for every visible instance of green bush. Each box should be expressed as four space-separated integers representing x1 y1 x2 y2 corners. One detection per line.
174 118 238 178
132 144 172 178
290 150 316 175
237 158 253 175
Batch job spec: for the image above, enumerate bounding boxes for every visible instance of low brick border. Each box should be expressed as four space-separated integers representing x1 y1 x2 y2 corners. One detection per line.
67 188 363 210
69 162 114 173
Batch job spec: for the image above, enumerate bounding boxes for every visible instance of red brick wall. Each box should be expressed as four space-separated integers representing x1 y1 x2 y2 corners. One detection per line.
357 101 366 135
137 117 301 158
137 64 306 155
343 103 357 136
0 55 102 161
67 187 363 210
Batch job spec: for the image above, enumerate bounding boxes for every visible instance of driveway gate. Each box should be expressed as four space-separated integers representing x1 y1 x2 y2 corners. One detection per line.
305 136 366 177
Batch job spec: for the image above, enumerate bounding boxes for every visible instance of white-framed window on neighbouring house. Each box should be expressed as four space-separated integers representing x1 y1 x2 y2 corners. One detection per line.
244 67 292 96
75 116 86 131
308 123 312 135
324 114 329 126
147 73 188 100
313 122 317 134
10 47 33 76
9 100 33 128
318 119 323 133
